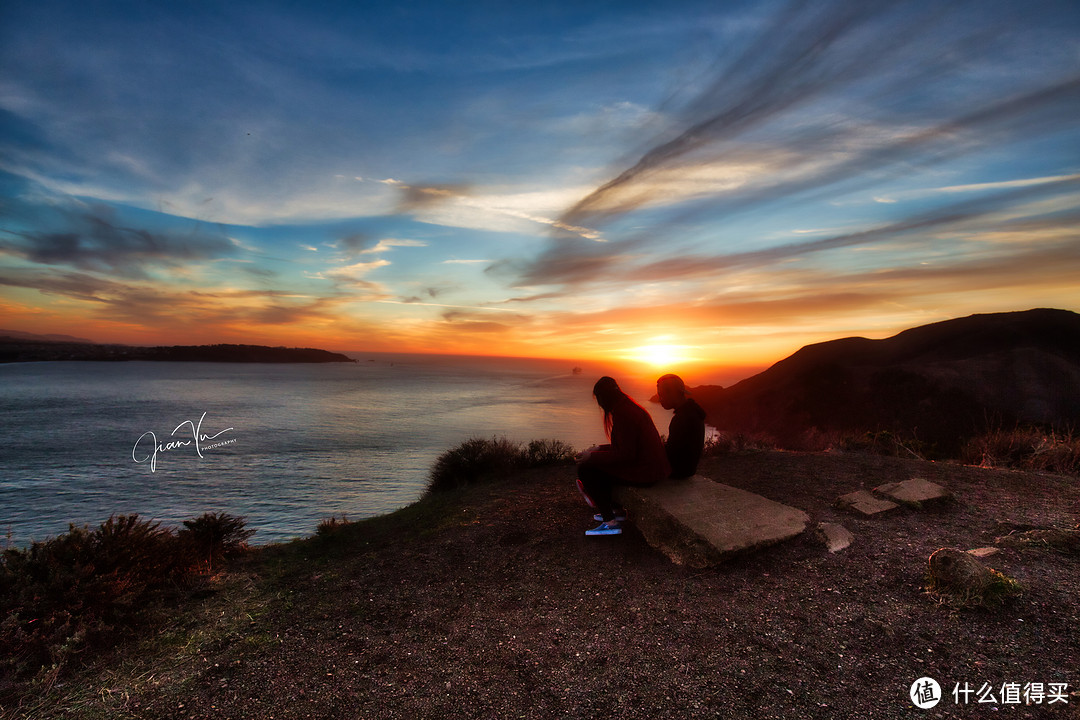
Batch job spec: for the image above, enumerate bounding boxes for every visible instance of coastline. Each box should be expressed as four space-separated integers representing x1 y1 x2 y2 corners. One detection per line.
0 341 355 364
6 450 1078 719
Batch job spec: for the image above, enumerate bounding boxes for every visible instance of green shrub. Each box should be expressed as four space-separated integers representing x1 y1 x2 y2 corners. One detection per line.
315 515 350 539
427 436 576 493
427 437 523 493
178 511 256 573
0 512 251 687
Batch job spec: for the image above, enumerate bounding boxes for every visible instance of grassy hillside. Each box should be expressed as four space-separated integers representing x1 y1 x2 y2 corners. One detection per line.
4 447 1077 719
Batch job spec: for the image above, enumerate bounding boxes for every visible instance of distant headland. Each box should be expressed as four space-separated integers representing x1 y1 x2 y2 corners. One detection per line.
0 331 355 364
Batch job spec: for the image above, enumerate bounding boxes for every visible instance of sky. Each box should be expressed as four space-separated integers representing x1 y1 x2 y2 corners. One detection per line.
2 0 1079 380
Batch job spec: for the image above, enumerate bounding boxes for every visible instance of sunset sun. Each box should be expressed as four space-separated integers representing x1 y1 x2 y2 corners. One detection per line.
632 344 691 368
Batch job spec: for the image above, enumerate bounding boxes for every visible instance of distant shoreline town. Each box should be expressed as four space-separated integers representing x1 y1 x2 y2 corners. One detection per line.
0 332 355 364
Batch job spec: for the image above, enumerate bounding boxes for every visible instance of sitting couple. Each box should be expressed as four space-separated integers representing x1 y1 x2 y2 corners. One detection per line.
576 374 706 536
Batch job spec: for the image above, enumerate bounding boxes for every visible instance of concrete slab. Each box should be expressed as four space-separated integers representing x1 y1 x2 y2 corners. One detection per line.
836 489 900 517
816 522 854 553
874 478 952 507
615 475 810 568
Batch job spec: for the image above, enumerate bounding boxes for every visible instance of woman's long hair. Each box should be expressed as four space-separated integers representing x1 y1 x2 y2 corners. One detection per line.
593 376 641 438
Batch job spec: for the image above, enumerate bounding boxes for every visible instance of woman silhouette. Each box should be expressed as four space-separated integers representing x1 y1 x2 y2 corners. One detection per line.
576 376 670 536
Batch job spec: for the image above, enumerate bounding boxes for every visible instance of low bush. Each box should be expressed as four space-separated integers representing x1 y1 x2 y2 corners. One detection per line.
427 436 576 493
178 511 256 573
834 430 929 459
315 515 350 538
702 431 777 455
961 427 1080 475
0 512 252 689
522 438 577 466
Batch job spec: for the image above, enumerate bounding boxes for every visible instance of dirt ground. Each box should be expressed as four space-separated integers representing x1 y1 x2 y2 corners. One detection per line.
7 450 1080 719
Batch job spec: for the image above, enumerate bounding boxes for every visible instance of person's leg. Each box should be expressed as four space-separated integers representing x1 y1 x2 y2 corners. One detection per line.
575 476 597 510
577 464 617 521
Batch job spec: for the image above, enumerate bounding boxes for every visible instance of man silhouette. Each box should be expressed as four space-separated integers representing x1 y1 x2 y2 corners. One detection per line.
656 374 707 478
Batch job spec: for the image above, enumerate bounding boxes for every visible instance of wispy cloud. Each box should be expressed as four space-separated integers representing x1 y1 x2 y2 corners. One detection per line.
388 180 604 239
360 238 428 254
500 0 1080 296
0 267 340 332
505 172 1080 293
318 260 394 300
0 205 235 279
379 299 519 312
621 177 1080 285
874 173 1080 203
555 1 1080 236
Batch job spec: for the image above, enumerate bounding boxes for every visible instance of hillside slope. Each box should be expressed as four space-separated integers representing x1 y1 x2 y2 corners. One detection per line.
693 309 1080 454
12 453 1079 719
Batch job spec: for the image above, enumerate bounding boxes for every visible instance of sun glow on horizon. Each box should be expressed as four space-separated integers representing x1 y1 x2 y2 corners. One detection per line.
629 343 697 368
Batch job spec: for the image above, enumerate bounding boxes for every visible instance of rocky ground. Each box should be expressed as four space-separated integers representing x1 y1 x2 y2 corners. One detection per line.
6 450 1079 719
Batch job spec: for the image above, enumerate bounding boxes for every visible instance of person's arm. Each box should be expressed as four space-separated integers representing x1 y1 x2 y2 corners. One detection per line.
575 443 611 462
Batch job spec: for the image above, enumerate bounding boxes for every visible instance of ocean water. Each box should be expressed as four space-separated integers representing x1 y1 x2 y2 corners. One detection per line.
0 355 683 546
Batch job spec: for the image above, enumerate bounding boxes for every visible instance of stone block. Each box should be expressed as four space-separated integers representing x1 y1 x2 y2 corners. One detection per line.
615 475 810 568
874 478 952 507
816 522 854 553
836 489 900 517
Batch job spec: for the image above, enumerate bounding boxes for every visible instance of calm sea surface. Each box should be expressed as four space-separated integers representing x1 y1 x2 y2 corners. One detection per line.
0 355 684 546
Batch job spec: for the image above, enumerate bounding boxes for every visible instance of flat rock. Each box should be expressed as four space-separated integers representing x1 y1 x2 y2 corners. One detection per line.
873 478 952 507
968 547 1000 558
836 489 900 517
615 475 810 568
816 522 854 553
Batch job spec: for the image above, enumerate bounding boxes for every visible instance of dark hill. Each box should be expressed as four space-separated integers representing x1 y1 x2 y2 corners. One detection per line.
692 309 1080 456
0 329 97 344
0 340 355 364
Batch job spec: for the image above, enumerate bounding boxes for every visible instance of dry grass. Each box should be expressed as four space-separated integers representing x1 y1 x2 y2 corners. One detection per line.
961 426 1080 475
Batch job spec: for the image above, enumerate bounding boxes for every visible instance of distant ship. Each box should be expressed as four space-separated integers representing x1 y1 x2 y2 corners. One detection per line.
572 366 582 375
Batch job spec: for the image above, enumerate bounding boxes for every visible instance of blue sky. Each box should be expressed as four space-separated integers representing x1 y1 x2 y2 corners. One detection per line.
2 0 1079 375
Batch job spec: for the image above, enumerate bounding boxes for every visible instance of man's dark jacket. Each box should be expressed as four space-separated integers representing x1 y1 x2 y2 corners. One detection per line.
667 397 706 478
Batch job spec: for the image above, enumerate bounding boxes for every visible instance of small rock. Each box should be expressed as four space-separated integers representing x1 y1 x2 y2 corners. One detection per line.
816 522 854 553
835 490 900 517
967 547 1000 558
874 478 952 507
